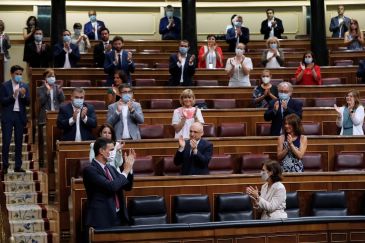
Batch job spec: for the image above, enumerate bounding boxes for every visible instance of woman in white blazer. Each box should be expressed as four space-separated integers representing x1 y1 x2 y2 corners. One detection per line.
246 160 287 219
334 89 364 135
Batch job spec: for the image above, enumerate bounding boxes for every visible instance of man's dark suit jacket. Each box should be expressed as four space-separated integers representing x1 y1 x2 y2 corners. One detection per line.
0 80 30 125
260 18 284 39
159 16 181 40
226 27 250 52
56 102 97 141
83 159 133 228
168 53 196 86
174 139 213 175
104 50 135 86
84 20 106 40
357 59 365 83
23 42 52 68
53 43 80 68
264 98 303 136
93 41 110 67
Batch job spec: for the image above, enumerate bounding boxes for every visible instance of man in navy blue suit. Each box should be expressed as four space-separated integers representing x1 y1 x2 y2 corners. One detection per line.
174 122 213 175
264 82 303 136
104 36 135 86
84 10 105 40
83 138 134 239
226 15 250 52
159 5 181 40
0 65 30 174
56 87 97 141
53 30 80 68
260 9 284 40
168 40 196 86
329 5 351 38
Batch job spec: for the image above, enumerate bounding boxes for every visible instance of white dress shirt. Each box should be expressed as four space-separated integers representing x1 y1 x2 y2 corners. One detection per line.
92 22 99 40
115 103 131 139
12 80 20 111
68 105 88 141
63 47 72 68
177 54 187 83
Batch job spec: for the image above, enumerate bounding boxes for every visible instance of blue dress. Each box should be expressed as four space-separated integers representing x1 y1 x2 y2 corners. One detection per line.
281 136 304 172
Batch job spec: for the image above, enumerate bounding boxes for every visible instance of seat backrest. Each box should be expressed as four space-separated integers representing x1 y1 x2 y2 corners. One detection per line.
202 124 217 137
162 156 180 176
219 123 246 137
139 124 165 139
86 100 106 110
335 152 365 171
128 196 167 225
286 61 299 67
135 78 156 86
195 80 219 86
241 154 269 173
133 155 155 176
154 62 169 68
322 78 342 85
173 195 211 223
141 49 160 53
302 122 321 135
134 63 149 68
69 80 91 87
295 97 307 107
302 153 323 171
77 159 91 177
256 123 271 136
215 193 253 221
286 192 300 218
213 99 236 109
270 79 284 86
150 99 173 109
250 79 258 86
334 59 354 66
312 191 347 216
208 154 233 174
314 98 336 107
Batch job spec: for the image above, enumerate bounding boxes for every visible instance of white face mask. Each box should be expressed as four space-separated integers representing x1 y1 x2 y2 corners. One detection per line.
235 48 244 56
262 77 270 84
260 171 269 181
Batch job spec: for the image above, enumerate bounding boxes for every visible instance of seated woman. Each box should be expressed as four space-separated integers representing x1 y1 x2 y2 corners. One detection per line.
246 160 287 219
198 34 224 69
106 70 128 106
261 37 284 68
225 43 253 87
344 19 364 50
89 123 124 173
252 69 278 108
172 89 204 139
277 113 307 172
334 89 365 135
294 51 322 85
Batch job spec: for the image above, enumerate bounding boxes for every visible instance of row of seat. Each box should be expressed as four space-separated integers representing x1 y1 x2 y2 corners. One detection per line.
78 152 365 177
127 191 356 225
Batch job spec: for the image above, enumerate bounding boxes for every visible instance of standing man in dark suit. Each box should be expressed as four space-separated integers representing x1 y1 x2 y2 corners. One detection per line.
168 40 196 86
84 10 105 41
93 27 112 68
226 15 250 52
56 87 97 141
83 137 134 235
329 5 351 38
104 36 135 86
24 28 51 68
260 9 284 40
264 82 303 136
174 122 213 175
53 30 80 68
0 65 30 174
159 5 181 40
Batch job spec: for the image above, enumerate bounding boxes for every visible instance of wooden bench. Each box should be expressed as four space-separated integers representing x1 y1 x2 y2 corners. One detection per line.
70 173 365 242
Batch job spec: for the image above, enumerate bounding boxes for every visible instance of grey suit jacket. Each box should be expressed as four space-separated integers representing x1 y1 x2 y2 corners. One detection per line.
107 101 144 140
37 84 65 124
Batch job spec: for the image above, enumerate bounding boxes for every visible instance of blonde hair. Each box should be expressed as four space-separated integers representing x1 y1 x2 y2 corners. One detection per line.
180 89 195 106
266 36 280 48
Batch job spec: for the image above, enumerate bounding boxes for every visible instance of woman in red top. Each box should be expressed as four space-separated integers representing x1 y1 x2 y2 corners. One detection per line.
294 51 322 85
198 34 224 68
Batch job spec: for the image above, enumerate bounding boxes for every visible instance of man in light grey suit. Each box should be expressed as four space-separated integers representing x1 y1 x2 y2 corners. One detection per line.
107 84 144 140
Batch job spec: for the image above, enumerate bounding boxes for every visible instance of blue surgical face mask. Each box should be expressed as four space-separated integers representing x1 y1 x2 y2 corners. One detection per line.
304 57 313 64
122 93 131 103
166 11 173 18
74 29 81 35
278 92 290 101
14 75 22 83
46 77 56 85
63 35 71 43
179 47 188 55
89 15 97 22
234 21 242 27
72 98 84 108
270 43 277 49
34 34 43 42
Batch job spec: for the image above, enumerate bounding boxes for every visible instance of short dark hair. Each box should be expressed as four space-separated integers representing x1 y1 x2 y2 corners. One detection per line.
73 23 82 29
180 39 190 46
266 8 275 14
72 87 85 94
302 51 316 65
100 27 109 34
112 35 124 43
93 137 112 156
264 160 282 182
284 113 303 137
34 28 43 33
118 83 133 93
43 68 55 78
114 70 128 83
206 34 216 40
97 123 116 143
63 29 71 35
10 65 24 74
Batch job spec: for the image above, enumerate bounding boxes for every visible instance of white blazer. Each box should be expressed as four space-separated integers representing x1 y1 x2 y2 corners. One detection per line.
258 181 287 219
336 105 364 135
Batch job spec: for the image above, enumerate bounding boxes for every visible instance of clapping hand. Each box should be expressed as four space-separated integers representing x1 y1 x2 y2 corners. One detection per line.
273 100 279 111
189 54 195 65
300 62 306 70
19 87 26 96
281 100 288 110
13 85 19 98
334 104 341 115
287 134 293 145
178 135 186 148
246 186 259 200
123 149 136 174
177 52 182 63
72 109 79 121
81 106 88 119
127 51 133 62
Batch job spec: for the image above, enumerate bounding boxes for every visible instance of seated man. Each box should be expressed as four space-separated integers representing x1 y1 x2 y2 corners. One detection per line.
23 28 51 68
159 5 181 40
107 84 144 140
168 40 196 86
264 82 303 136
56 87 97 141
84 10 105 40
174 122 213 175
53 29 80 68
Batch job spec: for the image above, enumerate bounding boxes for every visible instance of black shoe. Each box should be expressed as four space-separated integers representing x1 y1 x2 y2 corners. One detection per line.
14 168 26 173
